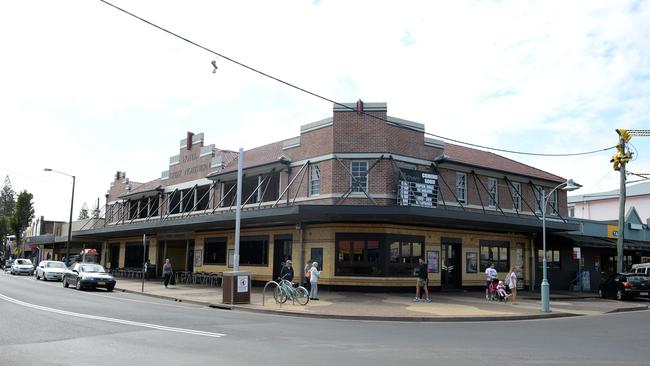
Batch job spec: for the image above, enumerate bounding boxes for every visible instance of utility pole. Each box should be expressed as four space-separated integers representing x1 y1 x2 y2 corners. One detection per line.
610 129 650 272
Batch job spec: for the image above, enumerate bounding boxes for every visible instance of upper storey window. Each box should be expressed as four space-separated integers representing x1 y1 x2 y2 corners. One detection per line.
309 164 321 196
488 178 498 208
455 173 467 203
351 161 368 193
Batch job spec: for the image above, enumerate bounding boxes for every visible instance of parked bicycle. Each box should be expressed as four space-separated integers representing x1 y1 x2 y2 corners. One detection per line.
273 278 309 305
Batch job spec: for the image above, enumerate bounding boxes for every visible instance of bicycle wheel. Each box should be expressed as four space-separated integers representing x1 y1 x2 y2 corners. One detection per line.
295 286 310 305
273 286 287 304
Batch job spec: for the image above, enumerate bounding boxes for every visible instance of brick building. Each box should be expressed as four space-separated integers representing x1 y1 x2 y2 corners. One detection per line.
75 102 578 290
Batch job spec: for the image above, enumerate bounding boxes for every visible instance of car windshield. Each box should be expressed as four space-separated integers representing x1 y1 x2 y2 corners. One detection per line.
627 275 649 282
16 259 32 265
46 262 66 268
80 264 105 273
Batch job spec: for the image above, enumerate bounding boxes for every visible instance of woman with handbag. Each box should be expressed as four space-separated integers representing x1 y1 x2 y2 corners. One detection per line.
162 258 173 288
506 266 518 304
304 259 313 292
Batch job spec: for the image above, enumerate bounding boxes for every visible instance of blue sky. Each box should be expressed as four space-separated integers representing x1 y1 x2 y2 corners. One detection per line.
0 0 648 221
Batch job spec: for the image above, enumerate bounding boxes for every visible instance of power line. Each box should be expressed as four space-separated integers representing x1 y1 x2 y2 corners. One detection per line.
98 0 616 158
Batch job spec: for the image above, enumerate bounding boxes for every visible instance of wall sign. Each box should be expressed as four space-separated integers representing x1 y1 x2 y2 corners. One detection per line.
427 251 439 273
398 168 438 208
237 276 249 293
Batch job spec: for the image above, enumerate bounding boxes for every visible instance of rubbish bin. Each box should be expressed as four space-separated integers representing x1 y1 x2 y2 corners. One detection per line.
222 271 251 304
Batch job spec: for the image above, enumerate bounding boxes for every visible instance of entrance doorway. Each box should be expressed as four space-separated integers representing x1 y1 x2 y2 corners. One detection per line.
272 235 293 280
441 242 461 289
109 244 120 270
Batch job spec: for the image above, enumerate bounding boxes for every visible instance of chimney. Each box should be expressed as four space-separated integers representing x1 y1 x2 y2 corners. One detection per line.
356 99 364 115
186 131 194 150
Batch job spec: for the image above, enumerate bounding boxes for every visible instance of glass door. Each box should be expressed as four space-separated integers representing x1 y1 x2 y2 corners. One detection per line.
441 243 461 289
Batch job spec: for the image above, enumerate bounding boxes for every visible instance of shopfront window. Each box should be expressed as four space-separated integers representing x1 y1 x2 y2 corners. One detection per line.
240 236 268 265
204 237 227 265
479 240 509 273
336 234 424 277
537 250 561 270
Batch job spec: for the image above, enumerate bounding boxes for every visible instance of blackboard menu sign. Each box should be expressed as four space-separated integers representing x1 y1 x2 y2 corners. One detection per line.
398 168 438 208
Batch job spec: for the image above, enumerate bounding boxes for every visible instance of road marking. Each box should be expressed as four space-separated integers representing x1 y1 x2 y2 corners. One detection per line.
0 292 226 338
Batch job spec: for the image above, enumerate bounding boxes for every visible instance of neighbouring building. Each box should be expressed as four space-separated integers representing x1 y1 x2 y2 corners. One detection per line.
72 101 593 290
568 180 650 222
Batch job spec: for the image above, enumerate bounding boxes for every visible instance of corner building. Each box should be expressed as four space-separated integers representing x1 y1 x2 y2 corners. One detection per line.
76 102 577 290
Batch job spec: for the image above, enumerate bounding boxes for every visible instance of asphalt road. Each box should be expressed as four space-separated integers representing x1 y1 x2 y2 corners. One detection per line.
1 271 649 366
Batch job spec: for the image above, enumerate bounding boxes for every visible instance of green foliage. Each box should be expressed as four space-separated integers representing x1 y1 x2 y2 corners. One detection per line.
11 190 34 246
78 202 89 220
0 175 16 216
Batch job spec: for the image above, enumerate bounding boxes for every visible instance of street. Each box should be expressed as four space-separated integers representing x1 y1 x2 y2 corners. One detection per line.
1 272 649 366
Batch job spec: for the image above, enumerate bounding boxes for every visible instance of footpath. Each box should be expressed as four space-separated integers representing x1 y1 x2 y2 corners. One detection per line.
115 279 649 322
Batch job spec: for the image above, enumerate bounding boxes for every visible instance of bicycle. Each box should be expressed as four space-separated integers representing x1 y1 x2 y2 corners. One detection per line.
273 278 309 305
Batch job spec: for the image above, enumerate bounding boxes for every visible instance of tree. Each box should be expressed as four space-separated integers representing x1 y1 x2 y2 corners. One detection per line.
0 175 15 216
78 202 89 220
11 190 34 254
0 216 9 260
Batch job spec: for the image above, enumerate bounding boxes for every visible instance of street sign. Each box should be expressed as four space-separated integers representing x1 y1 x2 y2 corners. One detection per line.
607 225 619 238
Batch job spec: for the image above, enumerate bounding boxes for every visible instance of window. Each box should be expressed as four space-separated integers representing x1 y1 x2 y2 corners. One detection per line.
511 182 521 211
479 240 509 273
335 234 424 277
456 173 467 203
488 178 498 208
309 164 321 196
351 161 368 193
538 250 561 270
387 239 423 276
204 237 227 265
239 236 268 265
534 185 544 213
568 207 575 217
548 190 557 215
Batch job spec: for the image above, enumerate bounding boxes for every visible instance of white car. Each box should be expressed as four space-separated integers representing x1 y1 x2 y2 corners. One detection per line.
10 259 34 276
35 260 67 281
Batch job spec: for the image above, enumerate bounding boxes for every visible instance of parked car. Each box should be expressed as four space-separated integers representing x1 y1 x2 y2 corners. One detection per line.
35 260 67 281
4 259 13 271
599 273 650 300
631 263 650 275
63 262 116 291
10 259 34 276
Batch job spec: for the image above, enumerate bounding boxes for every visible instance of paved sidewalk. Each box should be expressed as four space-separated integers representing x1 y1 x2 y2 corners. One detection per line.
114 279 649 321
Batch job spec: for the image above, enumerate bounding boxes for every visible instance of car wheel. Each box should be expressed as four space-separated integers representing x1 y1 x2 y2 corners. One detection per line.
599 289 605 299
616 289 626 301
63 277 69 288
35 273 39 280
75 279 82 291
107 286 114 292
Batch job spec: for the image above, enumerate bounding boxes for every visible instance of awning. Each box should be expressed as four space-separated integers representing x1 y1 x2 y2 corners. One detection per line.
556 233 650 252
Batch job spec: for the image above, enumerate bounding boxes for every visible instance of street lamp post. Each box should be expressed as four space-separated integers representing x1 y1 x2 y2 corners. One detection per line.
44 168 75 264
541 178 581 313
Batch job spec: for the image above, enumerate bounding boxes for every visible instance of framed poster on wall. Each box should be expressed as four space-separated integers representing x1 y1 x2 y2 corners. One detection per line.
194 250 203 267
466 252 477 273
427 250 439 273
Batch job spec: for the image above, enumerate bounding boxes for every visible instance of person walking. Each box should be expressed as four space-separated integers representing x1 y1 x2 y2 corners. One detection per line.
506 266 518 304
309 261 320 300
304 259 313 292
414 258 431 302
162 258 173 288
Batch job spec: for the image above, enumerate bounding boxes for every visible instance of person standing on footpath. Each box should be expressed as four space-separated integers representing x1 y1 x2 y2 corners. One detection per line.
485 262 498 298
304 259 313 292
506 266 518 304
309 262 320 300
279 259 294 283
162 258 173 288
413 258 431 302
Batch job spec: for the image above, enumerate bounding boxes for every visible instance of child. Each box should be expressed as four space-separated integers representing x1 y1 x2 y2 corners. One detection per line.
496 281 509 302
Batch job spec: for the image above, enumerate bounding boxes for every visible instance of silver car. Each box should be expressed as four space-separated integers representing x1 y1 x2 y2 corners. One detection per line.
35 260 66 281
10 259 34 276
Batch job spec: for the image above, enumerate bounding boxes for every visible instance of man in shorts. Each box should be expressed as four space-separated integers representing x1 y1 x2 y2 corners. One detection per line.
414 258 431 303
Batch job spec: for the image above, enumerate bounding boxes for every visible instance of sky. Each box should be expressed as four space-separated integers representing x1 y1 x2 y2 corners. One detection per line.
0 0 649 222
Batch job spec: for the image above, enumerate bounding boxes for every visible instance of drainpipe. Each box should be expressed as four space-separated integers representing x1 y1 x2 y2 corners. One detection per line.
531 234 536 292
298 223 304 284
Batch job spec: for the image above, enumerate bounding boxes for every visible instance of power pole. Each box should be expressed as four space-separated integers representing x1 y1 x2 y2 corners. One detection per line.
610 129 649 272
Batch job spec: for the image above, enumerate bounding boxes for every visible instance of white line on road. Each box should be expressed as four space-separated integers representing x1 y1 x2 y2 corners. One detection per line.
0 292 226 338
